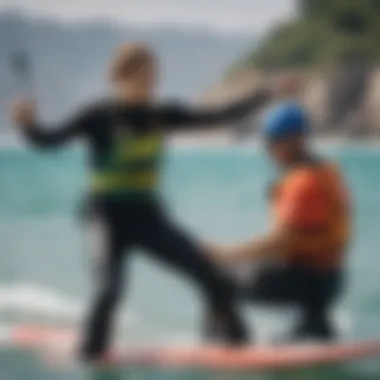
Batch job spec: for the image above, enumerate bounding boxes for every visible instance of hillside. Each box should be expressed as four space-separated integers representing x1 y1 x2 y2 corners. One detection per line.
208 0 380 139
244 0 380 69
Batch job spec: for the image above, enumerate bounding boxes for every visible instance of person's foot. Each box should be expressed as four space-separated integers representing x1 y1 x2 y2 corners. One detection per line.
202 311 251 346
79 343 108 363
274 322 337 345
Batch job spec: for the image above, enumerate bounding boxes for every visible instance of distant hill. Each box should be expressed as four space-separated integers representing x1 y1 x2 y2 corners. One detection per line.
0 11 255 132
220 0 380 139
242 0 380 69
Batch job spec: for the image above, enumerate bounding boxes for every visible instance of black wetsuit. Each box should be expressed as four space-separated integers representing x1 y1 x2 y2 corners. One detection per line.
245 265 342 341
22 91 270 358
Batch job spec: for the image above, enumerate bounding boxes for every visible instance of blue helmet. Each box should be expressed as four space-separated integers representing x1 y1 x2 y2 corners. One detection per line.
261 102 309 142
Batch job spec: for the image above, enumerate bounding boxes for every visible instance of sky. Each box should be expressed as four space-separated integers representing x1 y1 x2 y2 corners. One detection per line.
0 0 296 34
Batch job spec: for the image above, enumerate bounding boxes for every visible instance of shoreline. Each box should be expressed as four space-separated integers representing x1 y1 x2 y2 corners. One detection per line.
0 132 379 150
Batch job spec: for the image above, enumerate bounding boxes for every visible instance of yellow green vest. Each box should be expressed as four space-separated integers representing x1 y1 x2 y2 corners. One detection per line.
91 129 163 197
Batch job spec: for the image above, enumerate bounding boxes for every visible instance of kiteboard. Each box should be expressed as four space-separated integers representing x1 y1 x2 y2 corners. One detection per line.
3 324 380 371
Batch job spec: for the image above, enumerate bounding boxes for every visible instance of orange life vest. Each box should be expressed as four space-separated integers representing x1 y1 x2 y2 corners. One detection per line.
271 161 351 270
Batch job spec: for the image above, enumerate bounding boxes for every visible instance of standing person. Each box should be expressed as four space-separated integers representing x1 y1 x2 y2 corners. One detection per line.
10 43 280 360
210 102 351 342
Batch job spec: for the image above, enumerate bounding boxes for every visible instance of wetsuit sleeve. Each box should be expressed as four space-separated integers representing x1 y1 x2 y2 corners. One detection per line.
164 88 271 130
22 107 96 148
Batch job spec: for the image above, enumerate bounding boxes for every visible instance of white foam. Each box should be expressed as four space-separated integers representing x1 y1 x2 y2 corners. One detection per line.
0 283 83 327
0 283 138 329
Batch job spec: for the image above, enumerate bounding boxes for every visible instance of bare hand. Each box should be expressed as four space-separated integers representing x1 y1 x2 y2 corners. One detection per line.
10 99 37 127
203 242 232 265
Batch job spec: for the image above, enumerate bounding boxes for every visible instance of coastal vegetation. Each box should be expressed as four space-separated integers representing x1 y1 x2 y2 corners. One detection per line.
244 0 380 69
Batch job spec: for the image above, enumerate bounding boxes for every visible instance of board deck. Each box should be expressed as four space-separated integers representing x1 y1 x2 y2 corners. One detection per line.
3 324 380 371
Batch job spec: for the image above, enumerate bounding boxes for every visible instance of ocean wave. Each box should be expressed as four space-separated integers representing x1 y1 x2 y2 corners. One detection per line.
0 282 353 346
0 283 137 329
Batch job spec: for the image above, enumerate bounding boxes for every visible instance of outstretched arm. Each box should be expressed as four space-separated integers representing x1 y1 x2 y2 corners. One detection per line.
165 73 303 131
10 100 92 148
208 169 329 265
207 226 286 265
166 87 271 131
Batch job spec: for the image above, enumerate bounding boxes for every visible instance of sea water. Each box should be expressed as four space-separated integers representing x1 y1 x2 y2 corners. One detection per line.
0 142 379 379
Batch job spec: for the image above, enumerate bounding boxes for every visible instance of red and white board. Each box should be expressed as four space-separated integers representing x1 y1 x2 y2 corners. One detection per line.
3 324 380 371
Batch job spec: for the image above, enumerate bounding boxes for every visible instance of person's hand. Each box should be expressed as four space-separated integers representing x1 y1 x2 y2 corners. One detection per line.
203 242 232 265
10 99 37 127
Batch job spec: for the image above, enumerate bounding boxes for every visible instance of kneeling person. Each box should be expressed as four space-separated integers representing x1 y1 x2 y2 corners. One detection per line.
211 103 351 342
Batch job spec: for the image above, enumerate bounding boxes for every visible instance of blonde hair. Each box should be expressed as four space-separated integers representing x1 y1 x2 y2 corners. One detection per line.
110 43 155 81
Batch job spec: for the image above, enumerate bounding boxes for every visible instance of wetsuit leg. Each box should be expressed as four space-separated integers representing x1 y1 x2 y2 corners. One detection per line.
245 266 299 305
293 271 341 341
245 266 341 341
134 204 249 345
80 202 131 360
293 300 335 340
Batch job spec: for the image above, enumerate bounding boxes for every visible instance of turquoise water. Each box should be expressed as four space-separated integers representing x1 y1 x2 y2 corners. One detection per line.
0 143 380 379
